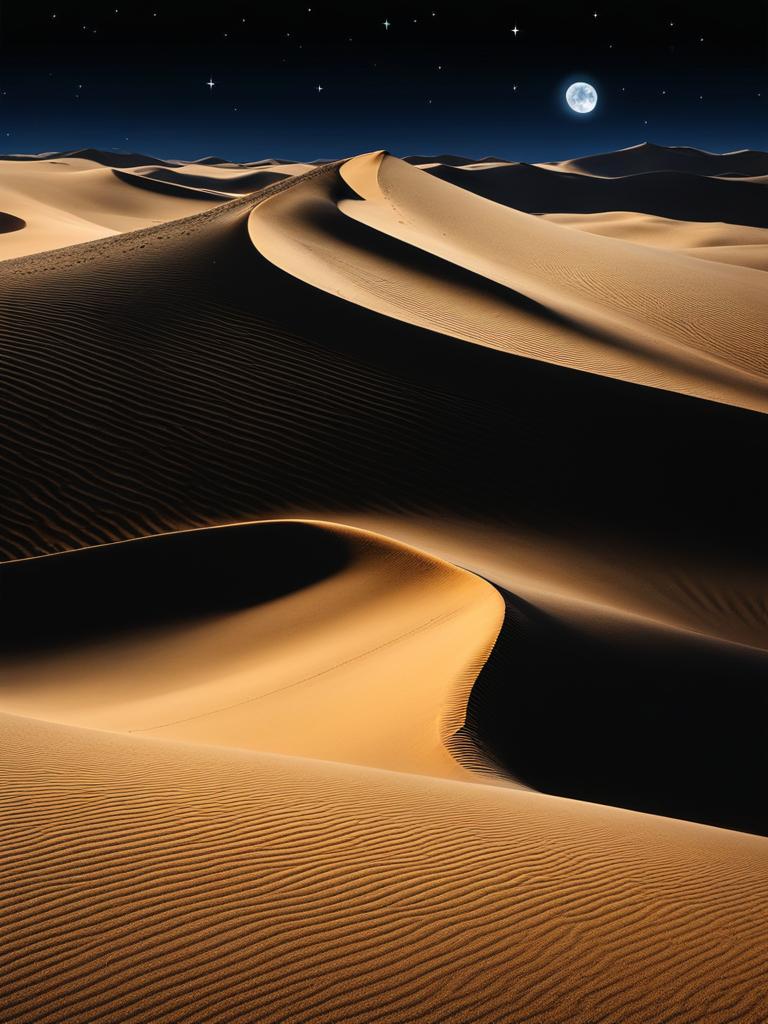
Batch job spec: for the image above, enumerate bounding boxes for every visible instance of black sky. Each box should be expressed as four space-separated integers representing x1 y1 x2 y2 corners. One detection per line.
0 2 765 161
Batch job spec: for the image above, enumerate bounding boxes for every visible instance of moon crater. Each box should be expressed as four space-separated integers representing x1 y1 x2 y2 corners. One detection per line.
566 81 598 114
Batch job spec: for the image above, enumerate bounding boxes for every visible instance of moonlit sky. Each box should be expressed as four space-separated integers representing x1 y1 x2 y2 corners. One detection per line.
0 2 765 162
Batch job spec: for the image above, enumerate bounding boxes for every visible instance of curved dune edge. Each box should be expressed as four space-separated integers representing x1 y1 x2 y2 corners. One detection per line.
0 519 509 785
248 151 768 413
2 710 768 1023
0 154 316 260
0 211 25 233
0 160 224 259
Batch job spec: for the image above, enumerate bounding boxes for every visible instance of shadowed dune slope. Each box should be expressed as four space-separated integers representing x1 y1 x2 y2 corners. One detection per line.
4 512 767 832
3 147 768 1020
117 165 306 195
0 157 224 257
2 160 768 612
252 151 768 411
0 147 181 168
553 141 768 178
0 520 505 782
3 712 767 1024
462 585 768 833
0 156 310 258
424 160 768 227
0 211 25 233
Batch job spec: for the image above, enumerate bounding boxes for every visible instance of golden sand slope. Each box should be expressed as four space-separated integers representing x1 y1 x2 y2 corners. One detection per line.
542 211 768 270
1 156 766 651
3 149 768 1020
0 157 220 257
250 151 768 411
0 153 310 258
2 711 767 1024
1 520 504 782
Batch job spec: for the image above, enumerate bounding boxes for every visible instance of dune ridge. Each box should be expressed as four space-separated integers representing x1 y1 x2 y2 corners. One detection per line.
0 153 311 258
3 143 768 1021
553 141 768 177
1 520 507 783
250 151 768 411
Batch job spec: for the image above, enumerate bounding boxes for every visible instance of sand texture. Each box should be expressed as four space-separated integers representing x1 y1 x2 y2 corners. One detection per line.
2 142 768 1022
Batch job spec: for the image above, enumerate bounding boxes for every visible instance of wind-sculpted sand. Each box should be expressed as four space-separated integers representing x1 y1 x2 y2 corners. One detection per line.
0 150 310 257
2 143 767 1022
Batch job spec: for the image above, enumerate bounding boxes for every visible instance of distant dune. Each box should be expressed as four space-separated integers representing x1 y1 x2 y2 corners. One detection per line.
423 160 768 227
2 142 767 1022
552 140 768 177
0 152 311 257
0 147 182 168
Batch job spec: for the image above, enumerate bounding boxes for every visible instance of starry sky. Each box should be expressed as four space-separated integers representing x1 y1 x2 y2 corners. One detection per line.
0 2 766 162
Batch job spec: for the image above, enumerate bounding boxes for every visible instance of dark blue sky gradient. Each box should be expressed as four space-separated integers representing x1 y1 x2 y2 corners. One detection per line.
0 2 765 162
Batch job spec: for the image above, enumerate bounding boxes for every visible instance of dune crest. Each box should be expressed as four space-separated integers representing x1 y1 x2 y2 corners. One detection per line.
249 151 768 411
1 520 506 783
3 142 768 1021
0 155 311 259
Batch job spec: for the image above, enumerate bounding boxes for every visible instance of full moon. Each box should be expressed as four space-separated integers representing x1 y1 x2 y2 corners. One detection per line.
566 81 598 114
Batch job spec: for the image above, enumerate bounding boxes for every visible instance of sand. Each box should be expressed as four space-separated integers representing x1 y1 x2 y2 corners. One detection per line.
0 150 310 258
2 142 768 1022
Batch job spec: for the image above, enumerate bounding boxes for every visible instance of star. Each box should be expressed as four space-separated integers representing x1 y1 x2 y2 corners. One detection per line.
383 19 390 30
316 84 323 92
511 25 519 36
206 78 215 90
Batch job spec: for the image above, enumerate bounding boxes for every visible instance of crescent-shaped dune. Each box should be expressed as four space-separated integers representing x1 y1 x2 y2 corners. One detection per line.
250 151 768 410
2 144 768 1021
1 520 506 782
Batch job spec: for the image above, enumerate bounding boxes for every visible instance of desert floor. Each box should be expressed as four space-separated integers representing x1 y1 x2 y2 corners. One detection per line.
2 143 768 1023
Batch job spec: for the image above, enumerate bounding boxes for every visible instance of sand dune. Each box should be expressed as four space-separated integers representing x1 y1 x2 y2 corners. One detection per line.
543 210 768 270
251 151 768 410
0 146 182 168
424 160 768 227
0 152 310 258
3 143 768 1020
551 141 768 177
119 163 311 196
0 156 221 257
1 521 505 782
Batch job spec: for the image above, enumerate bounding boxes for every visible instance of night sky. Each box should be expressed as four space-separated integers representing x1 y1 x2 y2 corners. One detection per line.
0 2 765 162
